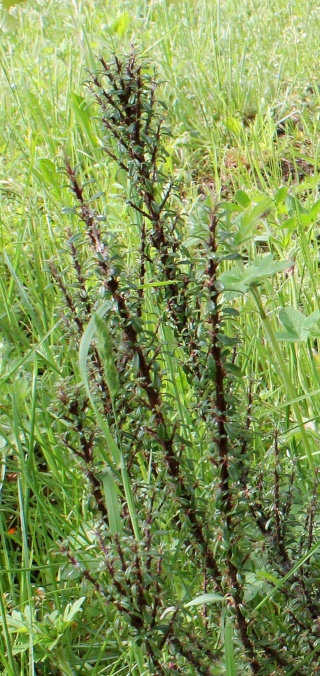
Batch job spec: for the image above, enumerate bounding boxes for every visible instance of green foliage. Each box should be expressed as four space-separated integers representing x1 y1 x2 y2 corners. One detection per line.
1 598 85 656
277 308 320 342
219 253 293 293
2 2 320 674
3 53 314 675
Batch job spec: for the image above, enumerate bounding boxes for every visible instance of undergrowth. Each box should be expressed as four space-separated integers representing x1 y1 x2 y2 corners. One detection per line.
0 10 320 664
2 43 320 675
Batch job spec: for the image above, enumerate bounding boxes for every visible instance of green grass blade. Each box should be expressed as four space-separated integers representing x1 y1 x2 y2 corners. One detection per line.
224 619 236 676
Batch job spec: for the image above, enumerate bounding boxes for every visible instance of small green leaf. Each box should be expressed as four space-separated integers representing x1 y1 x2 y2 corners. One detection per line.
234 197 274 245
275 331 300 342
277 308 320 343
279 307 307 339
225 116 242 136
304 310 320 332
70 93 96 149
241 197 273 229
109 12 131 37
184 593 223 608
234 189 251 208
279 216 296 231
310 199 320 220
63 597 86 624
62 207 77 215
274 186 288 205
256 571 280 585
34 159 62 199
285 194 308 215
220 255 293 293
219 268 248 294
243 255 292 285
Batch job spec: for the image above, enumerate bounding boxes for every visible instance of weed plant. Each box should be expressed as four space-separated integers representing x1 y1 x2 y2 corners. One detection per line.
2 2 320 675
2 51 320 675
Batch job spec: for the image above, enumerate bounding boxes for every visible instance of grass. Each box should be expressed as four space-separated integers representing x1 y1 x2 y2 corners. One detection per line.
2 0 320 674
